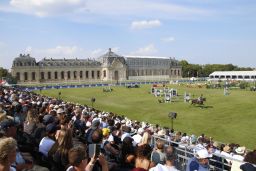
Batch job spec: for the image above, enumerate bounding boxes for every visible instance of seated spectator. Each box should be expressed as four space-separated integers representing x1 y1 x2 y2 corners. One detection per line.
48 128 73 171
186 149 211 171
149 146 179 171
0 137 17 171
23 110 38 135
138 132 151 147
39 123 57 157
133 128 144 145
67 145 108 171
121 136 136 169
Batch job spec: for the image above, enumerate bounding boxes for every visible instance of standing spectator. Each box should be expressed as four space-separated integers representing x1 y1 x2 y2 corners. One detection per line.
23 110 38 135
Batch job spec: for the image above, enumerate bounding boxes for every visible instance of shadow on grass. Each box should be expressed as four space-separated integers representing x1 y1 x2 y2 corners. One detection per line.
191 105 214 109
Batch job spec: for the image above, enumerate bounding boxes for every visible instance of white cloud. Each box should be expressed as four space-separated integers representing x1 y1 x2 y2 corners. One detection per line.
132 44 158 55
131 20 162 30
9 0 86 17
0 0 211 20
162 36 175 42
23 45 86 59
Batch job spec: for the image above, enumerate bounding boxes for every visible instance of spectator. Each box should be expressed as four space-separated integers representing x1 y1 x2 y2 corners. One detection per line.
23 110 38 135
151 139 166 166
39 123 57 157
186 149 211 171
67 145 108 171
133 144 152 171
48 128 73 171
149 146 179 171
0 137 17 171
240 151 256 171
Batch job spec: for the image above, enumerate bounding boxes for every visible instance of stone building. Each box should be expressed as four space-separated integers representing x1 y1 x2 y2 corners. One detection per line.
11 48 182 84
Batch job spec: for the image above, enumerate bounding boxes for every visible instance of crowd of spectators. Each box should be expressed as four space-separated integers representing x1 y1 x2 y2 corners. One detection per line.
0 86 255 171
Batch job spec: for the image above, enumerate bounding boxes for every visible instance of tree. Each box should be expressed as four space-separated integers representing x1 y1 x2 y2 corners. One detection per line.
0 67 17 84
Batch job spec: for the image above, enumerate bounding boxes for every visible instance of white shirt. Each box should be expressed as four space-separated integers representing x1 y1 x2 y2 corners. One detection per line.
39 137 55 157
149 164 179 171
132 134 142 144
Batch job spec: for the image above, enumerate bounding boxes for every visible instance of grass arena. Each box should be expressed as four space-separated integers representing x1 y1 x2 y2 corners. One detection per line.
36 83 256 149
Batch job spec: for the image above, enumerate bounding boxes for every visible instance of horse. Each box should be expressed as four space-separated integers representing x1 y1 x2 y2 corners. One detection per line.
190 97 206 105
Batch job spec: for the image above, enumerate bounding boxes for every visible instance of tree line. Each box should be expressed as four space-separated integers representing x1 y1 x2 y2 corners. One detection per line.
179 60 254 78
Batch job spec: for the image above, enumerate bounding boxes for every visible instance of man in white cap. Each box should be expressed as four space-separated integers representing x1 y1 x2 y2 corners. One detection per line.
186 149 211 171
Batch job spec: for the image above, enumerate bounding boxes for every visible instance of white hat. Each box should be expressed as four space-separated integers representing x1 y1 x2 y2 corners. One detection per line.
57 108 64 114
137 128 144 135
196 149 211 159
235 146 246 154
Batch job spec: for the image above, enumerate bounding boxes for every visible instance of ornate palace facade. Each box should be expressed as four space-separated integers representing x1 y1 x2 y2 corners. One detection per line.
11 48 182 84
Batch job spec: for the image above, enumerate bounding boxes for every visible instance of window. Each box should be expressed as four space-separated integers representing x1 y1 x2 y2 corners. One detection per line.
86 71 89 78
48 72 51 79
232 75 237 79
92 71 94 78
103 70 106 77
55 72 58 79
67 71 71 79
97 71 100 79
41 72 45 80
80 71 83 78
61 71 64 79
244 75 250 79
16 72 20 81
226 75 231 79
24 72 28 80
238 75 243 79
32 72 36 80
74 71 77 79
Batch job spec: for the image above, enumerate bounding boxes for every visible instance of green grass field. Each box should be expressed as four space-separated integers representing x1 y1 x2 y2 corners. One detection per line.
36 84 256 149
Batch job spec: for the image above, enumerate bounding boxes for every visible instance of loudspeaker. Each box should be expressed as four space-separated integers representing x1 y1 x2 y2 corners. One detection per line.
169 112 177 119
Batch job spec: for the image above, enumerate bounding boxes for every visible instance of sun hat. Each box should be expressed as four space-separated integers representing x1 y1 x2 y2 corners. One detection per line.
196 149 211 159
235 146 246 154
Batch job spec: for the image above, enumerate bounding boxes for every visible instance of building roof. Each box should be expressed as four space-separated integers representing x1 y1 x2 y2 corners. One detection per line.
210 71 256 76
125 55 171 59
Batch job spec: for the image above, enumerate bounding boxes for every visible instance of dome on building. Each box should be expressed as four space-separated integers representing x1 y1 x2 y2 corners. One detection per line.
99 48 126 67
12 54 37 67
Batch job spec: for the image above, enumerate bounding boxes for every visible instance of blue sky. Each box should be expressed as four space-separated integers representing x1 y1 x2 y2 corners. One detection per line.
0 0 256 69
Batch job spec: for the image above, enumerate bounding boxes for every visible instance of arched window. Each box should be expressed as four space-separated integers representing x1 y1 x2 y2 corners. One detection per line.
86 71 89 79
80 71 83 79
55 71 58 79
74 71 77 79
41 72 45 80
61 71 64 79
91 71 94 79
67 71 71 79
97 71 100 79
16 72 20 81
48 72 51 79
32 72 36 80
24 72 28 81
